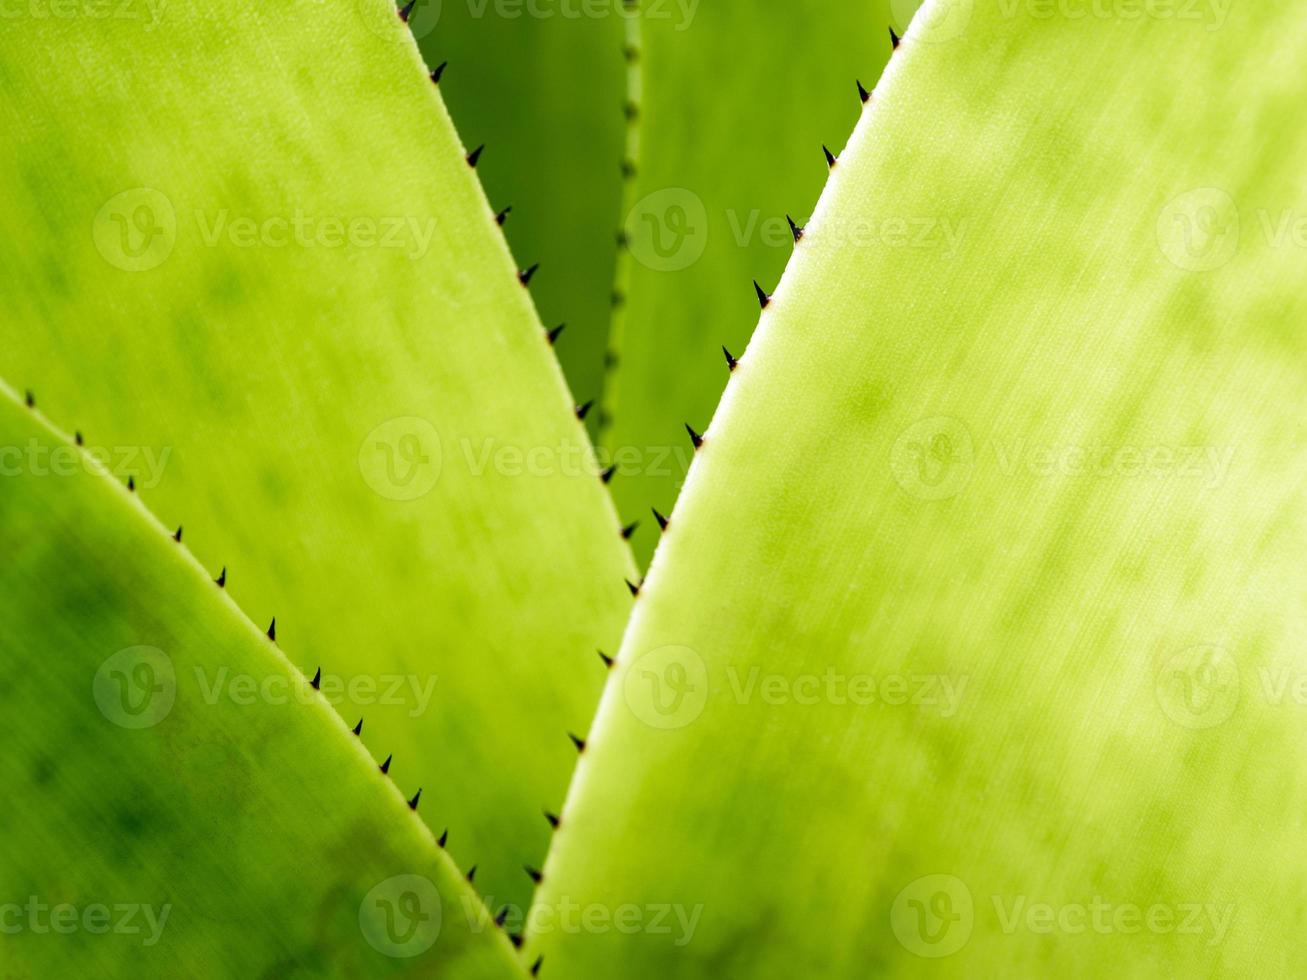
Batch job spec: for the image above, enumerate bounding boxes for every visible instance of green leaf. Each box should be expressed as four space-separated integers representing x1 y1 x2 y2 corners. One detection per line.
0 385 522 979
600 0 894 562
0 0 634 912
532 2 1307 975
415 0 627 416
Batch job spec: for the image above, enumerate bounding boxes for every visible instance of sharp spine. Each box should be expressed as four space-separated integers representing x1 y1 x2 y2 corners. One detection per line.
824 144 837 168
787 215 804 242
890 25 901 48
311 667 321 690
598 650 614 668
380 754 392 774
266 618 276 642
215 567 227 587
620 521 639 540
409 788 422 810
652 508 669 531
438 829 448 847
723 345 738 371
495 205 512 225
466 144 484 167
575 400 594 421
519 264 539 286
685 423 704 449
547 323 566 344
465 865 477 883
173 526 183 543
430 61 447 83
524 865 543 883
857 79 871 103
398 0 416 21
625 578 640 597
352 718 363 736
753 280 772 309
544 811 560 829
568 732 587 752
601 465 616 484
531 957 543 976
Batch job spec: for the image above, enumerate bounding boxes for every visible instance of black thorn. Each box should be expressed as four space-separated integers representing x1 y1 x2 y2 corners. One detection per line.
623 44 639 62
547 323 566 345
409 788 422 810
824 144 837 168
625 578 640 597
215 567 227 588
601 465 616 484
127 476 136 492
598 649 614 668
466 144 484 167
24 390 34 408
722 345 738 371
518 263 539 286
465 865 477 883
430 61 447 83
787 215 804 242
568 731 587 752
753 280 771 310
620 521 639 540
438 829 448 848
575 400 594 421
311 667 321 690
623 101 639 121
685 423 704 449
352 718 363 736
495 205 512 225
857 79 871 103
620 160 637 179
525 865 543 884
266 618 277 642
398 0 416 21
74 431 84 446
889 25 901 49
173 526 183 543
652 507 669 531
380 754 392 774
544 811 560 829
508 932 524 948
495 906 510 927
531 956 543 976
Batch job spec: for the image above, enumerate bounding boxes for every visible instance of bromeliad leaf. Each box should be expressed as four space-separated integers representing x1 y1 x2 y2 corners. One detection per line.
600 0 894 562
0 0 635 913
530 1 1307 975
0 386 523 979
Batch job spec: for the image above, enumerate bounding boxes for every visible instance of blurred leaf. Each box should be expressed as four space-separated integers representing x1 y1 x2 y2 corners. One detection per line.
531 2 1307 975
0 0 634 913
